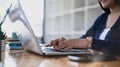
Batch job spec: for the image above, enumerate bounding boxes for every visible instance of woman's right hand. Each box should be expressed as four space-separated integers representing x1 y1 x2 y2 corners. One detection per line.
47 37 66 48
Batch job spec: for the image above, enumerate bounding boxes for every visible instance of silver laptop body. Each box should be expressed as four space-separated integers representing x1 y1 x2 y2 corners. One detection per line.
8 0 93 55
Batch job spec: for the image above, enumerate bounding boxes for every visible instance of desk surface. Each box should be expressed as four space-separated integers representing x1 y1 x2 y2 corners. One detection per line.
2 50 120 67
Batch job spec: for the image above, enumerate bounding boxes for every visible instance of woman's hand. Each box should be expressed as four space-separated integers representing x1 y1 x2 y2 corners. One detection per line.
47 37 66 48
48 38 91 51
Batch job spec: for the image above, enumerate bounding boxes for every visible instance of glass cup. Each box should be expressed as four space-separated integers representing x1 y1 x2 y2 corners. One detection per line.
12 32 18 39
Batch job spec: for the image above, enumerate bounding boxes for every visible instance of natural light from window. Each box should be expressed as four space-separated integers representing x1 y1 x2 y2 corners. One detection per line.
0 0 44 37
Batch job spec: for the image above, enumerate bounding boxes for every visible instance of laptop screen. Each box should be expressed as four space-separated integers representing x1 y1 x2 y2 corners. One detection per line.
8 0 42 54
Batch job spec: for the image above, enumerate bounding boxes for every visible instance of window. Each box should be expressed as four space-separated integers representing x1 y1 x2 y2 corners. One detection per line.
44 0 102 43
0 0 44 37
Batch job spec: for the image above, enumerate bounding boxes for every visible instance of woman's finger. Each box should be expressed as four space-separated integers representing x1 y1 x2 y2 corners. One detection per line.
51 37 66 47
64 46 72 50
58 37 66 42
55 41 68 50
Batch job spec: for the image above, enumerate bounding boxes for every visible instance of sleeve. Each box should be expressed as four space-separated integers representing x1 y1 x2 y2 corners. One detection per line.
91 39 120 55
80 13 106 38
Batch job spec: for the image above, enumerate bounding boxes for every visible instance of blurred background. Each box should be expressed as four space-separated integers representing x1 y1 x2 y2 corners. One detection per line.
44 0 103 43
0 0 103 43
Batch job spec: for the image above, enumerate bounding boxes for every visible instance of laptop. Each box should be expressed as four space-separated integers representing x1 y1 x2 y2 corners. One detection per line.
8 0 93 55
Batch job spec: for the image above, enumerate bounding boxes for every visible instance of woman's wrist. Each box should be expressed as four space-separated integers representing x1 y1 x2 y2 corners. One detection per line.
86 37 93 48
86 37 93 43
